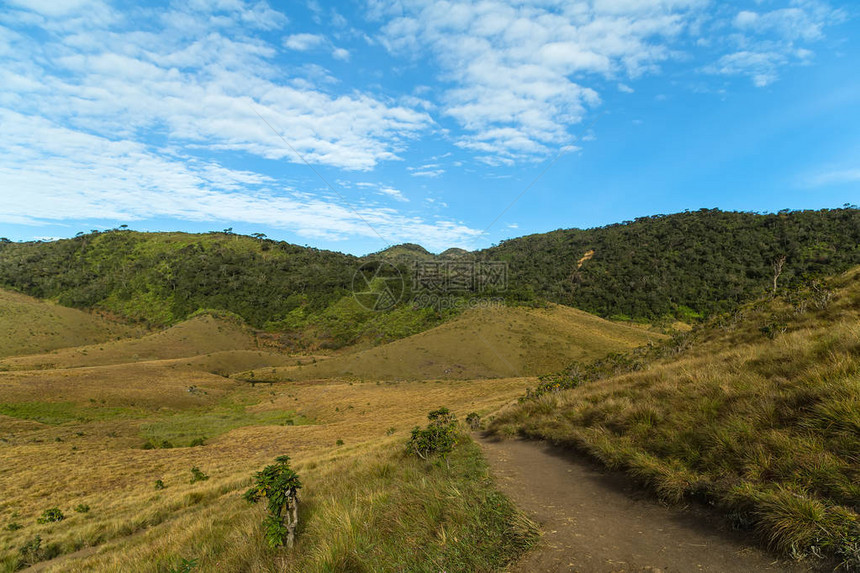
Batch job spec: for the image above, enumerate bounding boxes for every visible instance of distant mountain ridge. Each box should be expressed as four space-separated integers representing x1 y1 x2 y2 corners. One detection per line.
0 207 857 328
367 243 472 262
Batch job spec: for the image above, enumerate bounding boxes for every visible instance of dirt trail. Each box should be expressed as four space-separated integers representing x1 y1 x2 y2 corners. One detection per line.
479 437 816 573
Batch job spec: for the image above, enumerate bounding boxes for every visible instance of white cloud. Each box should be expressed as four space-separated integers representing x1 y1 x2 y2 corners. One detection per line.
803 167 860 187
410 169 445 178
4 0 102 18
707 1 844 86
618 83 635 93
284 33 325 50
407 162 445 177
705 50 784 87
375 0 704 163
284 34 351 62
377 186 409 202
331 47 351 61
0 110 478 250
1 2 433 171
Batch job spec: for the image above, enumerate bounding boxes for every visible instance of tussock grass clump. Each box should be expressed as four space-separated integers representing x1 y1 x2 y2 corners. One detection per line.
286 438 537 572
491 269 860 569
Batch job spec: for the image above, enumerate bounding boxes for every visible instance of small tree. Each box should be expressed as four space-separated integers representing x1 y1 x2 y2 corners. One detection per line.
244 455 302 548
772 254 786 296
407 407 458 468
465 412 481 430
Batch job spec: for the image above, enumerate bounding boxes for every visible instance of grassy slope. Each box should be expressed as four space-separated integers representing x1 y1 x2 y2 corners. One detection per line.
490 267 860 568
0 325 535 572
248 303 661 382
0 313 261 371
54 437 536 573
0 289 141 359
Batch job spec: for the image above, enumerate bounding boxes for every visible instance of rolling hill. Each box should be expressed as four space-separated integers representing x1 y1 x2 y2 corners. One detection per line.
247 303 660 382
0 312 269 372
0 289 141 359
1 209 857 334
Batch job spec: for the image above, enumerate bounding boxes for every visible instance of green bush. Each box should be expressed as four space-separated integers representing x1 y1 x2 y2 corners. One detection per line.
189 467 208 484
465 412 481 430
18 535 41 565
36 508 64 524
73 503 90 514
154 479 166 490
189 437 206 447
407 407 459 467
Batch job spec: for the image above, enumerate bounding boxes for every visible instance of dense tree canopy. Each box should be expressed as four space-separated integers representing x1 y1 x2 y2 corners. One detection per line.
0 208 857 329
0 231 357 328
480 207 859 320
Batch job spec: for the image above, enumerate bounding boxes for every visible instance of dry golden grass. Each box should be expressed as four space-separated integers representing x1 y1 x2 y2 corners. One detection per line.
0 297 664 571
491 267 860 568
33 436 537 573
0 351 534 570
0 314 262 372
0 289 141 359
251 303 660 382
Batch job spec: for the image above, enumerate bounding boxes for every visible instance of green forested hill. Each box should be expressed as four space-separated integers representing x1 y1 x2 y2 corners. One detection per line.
0 231 357 328
0 208 857 330
480 207 859 320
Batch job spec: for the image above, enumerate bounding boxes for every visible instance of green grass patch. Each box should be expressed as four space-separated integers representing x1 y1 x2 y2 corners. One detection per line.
0 401 137 425
140 407 311 447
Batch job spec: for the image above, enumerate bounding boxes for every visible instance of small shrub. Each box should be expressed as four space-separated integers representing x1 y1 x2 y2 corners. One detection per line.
336 439 344 446
18 535 42 565
36 508 64 524
73 503 90 514
407 407 459 468
154 479 166 490
760 321 787 339
189 437 206 447
465 412 481 430
245 455 302 548
524 373 583 401
6 522 22 531
189 467 209 484
386 427 396 436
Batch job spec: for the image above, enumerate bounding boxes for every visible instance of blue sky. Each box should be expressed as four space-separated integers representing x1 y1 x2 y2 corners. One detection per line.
0 0 858 255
